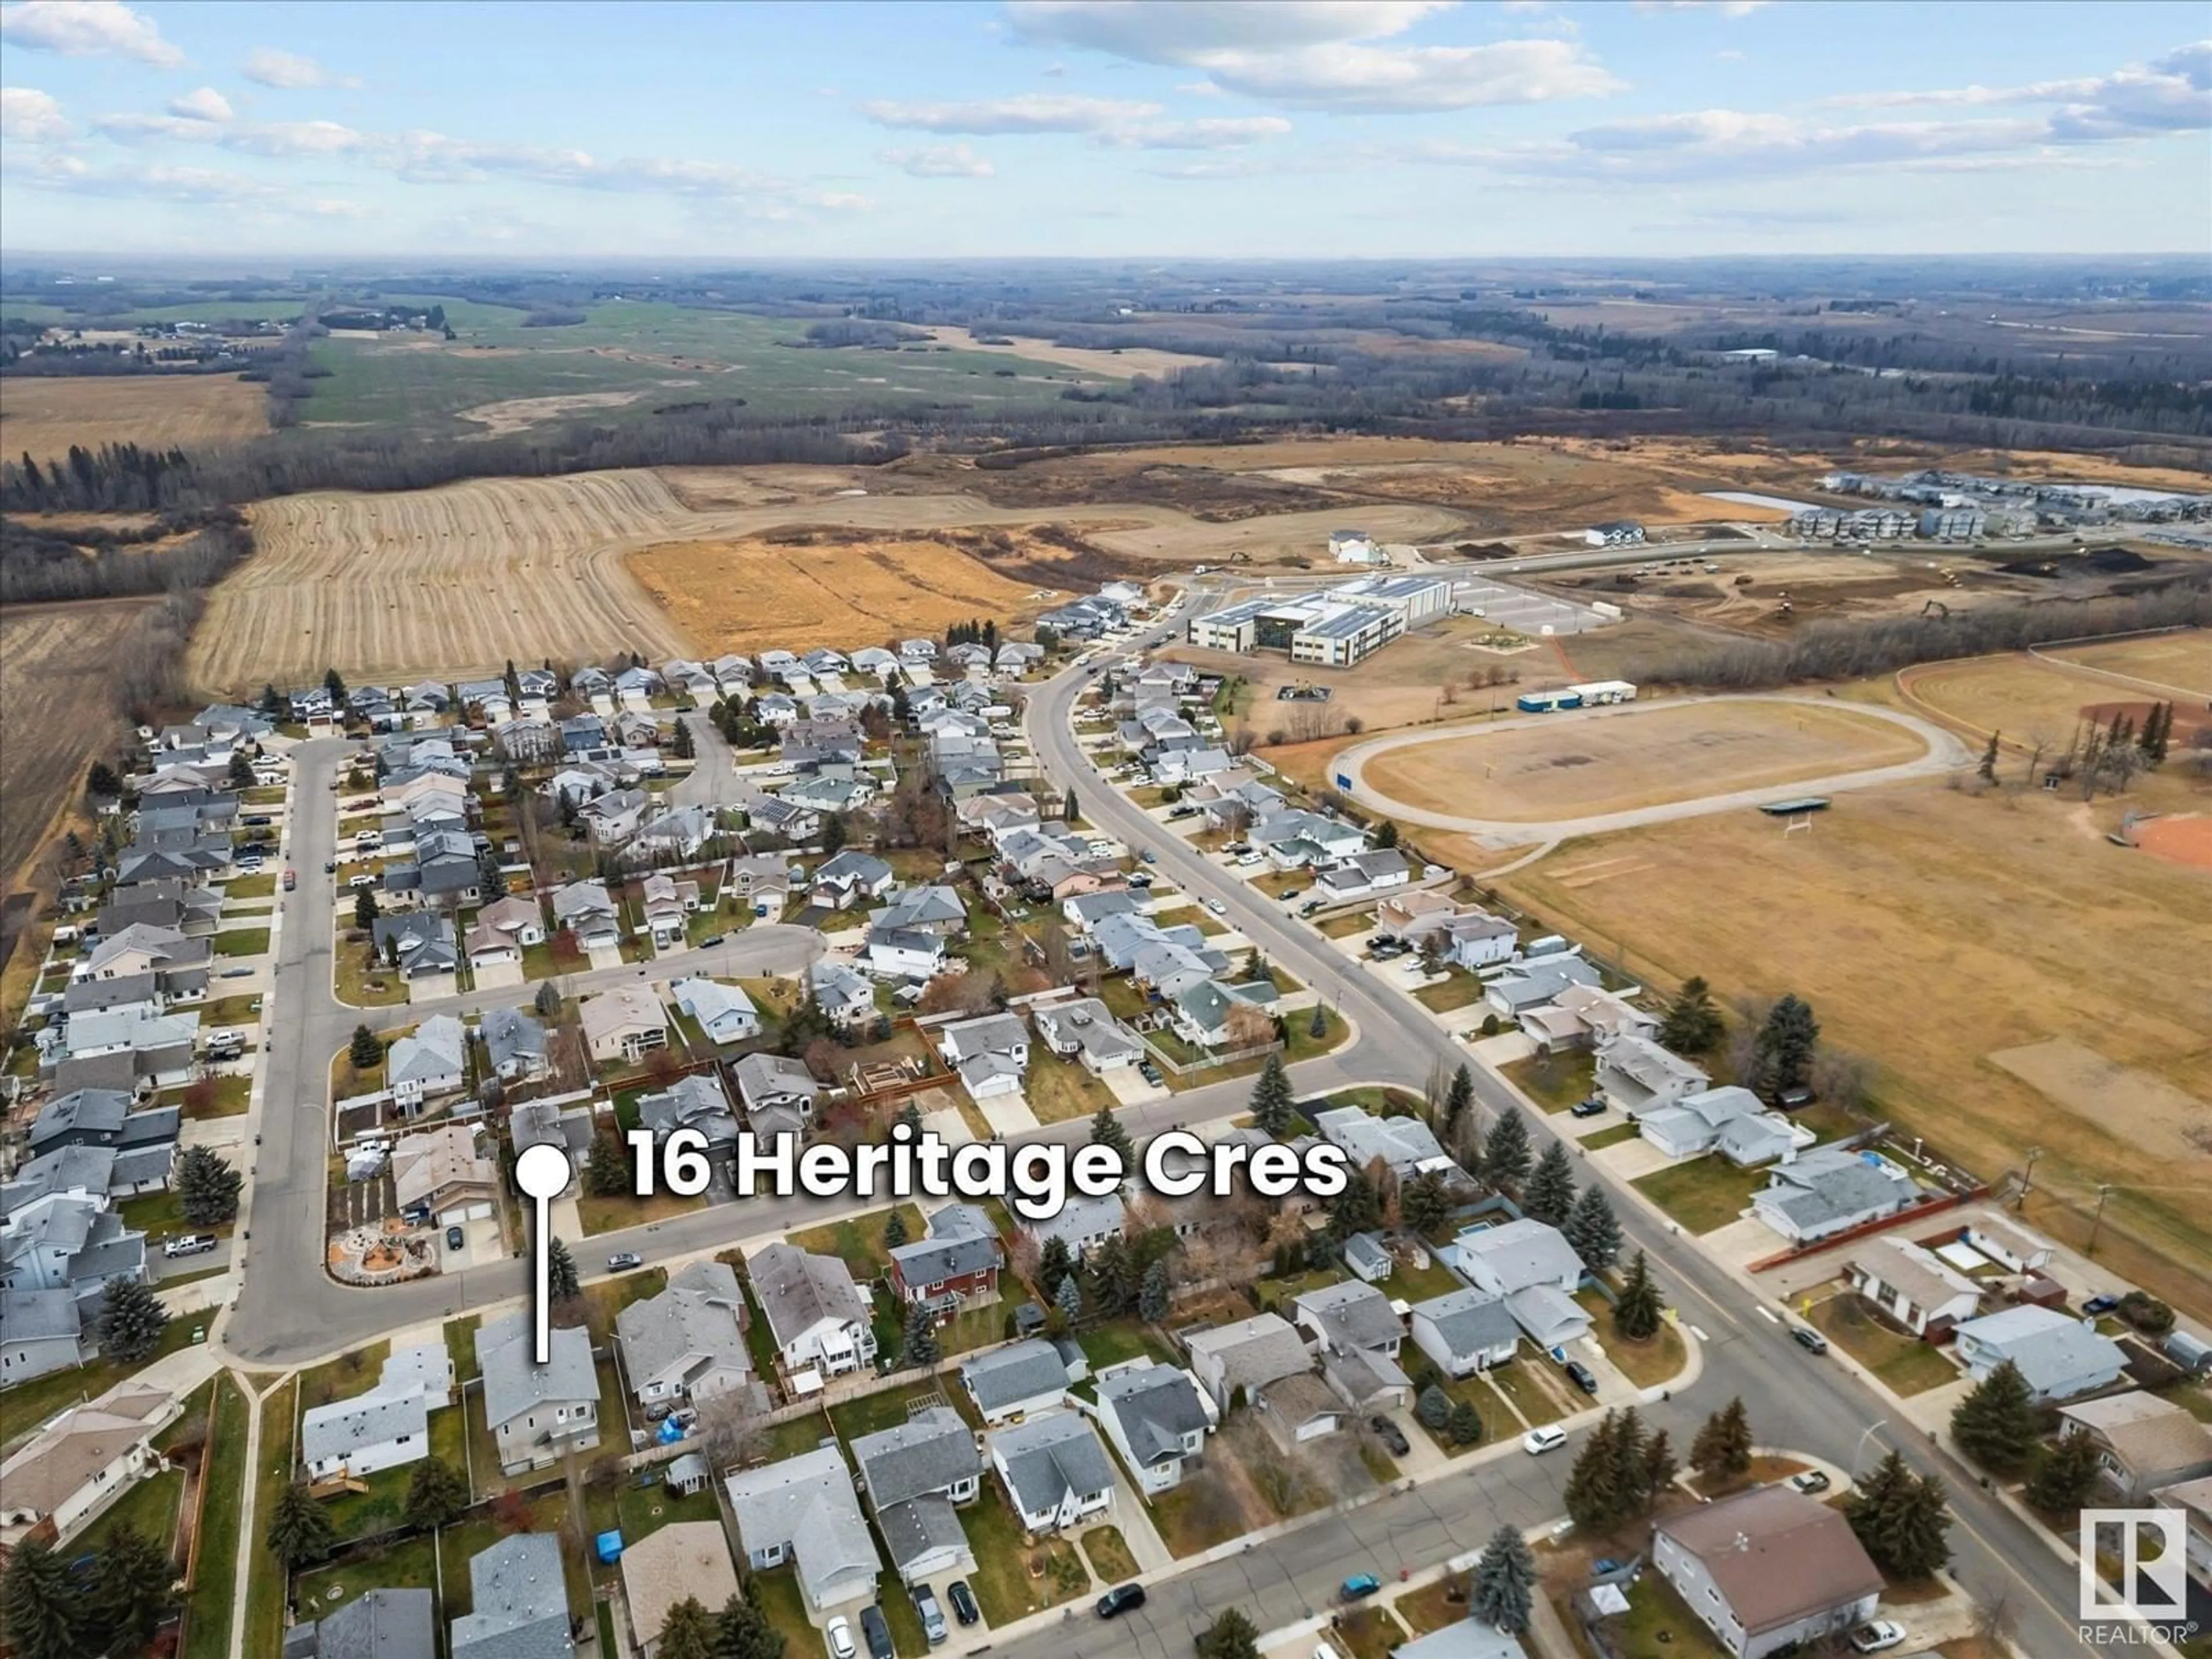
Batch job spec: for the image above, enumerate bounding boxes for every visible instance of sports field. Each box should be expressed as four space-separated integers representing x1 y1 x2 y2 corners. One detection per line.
0 373 267 466
1899 631 2212 752
1498 772 2212 1316
1360 700 1926 823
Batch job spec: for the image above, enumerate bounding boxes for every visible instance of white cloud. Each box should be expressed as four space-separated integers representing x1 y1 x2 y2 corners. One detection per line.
0 85 67 139
1819 41 2211 140
863 93 1161 133
1104 115 1292 149
166 86 233 123
1631 1 1768 14
241 46 347 89
0 1 181 66
1003 1 1618 112
93 111 371 154
878 143 995 177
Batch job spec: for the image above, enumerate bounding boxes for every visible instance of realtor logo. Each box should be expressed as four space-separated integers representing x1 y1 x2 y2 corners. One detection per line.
2080 1508 2189 1623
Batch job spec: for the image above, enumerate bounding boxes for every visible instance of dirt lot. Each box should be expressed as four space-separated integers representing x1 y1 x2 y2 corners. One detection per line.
0 599 149 895
0 373 267 465
1361 700 1926 823
1495 760 2212 1316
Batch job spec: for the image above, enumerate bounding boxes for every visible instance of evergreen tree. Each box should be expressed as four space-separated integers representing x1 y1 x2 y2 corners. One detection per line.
1249 1053 1294 1137
1469 1523 1537 1635
1138 1259 1171 1323
94 1275 169 1364
1194 1608 1262 1659
1308 1002 1328 1040
1690 1398 1753 1483
1054 1272 1083 1323
1643 1429 1679 1498
658 1596 718 1659
897 1100 924 1135
903 1303 941 1369
354 885 380 929
1039 1236 1074 1296
2141 702 2172 766
1448 1400 1482 1446
1063 787 1078 824
1563 1184 1622 1270
1843 1450 1952 1580
0 1539 82 1659
1613 1251 1662 1341
175 1145 242 1225
1978 730 2001 783
403 1457 471 1532
1443 1064 1475 1134
1400 1171 1452 1238
1950 1359 2040 1476
1658 976 1724 1054
1374 820 1400 849
547 1236 580 1301
264 1479 340 1570
1752 994 1821 1100
883 1209 910 1250
86 759 123 799
1483 1106 1532 1189
1088 1234 1137 1316
84 1518 174 1654
229 749 257 789
349 1023 383 1070
1328 1165 1383 1238
586 1126 632 1196
671 718 696 760
1609 1407 1653 1517
324 666 346 702
714 1589 787 1659
1088 1104 1133 1161
534 978 562 1018
1416 1384 1452 1430
2025 1430 2104 1514
1563 1412 1624 1532
1521 1140 1577 1227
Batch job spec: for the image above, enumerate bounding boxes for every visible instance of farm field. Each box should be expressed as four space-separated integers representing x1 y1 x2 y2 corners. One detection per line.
922 325 1218 378
0 599 149 896
1496 767 2212 1318
1360 699 1927 823
0 373 267 465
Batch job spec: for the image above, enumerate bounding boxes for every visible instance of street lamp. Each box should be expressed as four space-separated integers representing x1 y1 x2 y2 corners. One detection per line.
1852 1419 1890 1483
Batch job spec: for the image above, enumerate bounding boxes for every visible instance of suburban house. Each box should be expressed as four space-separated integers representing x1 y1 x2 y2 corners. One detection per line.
1446 1218 1591 1351
850 1407 983 1586
1639 1085 1798 1167
1844 1238 1982 1336
1096 1364 1214 1495
731 1054 819 1141
637 1072 740 1150
1594 1034 1711 1116
1391 1620 1528 1659
479 1007 550 1083
935 1012 1031 1101
729 854 794 918
668 982 765 1044
1411 1289 1521 1378
1952 1305 2127 1403
1312 1105 1452 1179
0 1381 176 1547
1293 1280 1404 1360
990 1412 1116 1533
747 1242 877 1377
961 1339 1073 1424
1482 955 1600 1018
874 884 967 937
392 1125 498 1224
474 1312 600 1475
0 1191 149 1316
449 1533 573 1659
1255 1373 1342 1448
579 985 669 1063
888 1209 1003 1312
1751 1147 1918 1244
636 872 703 946
1652 1485 1884 1659
1171 978 1279 1050
807 960 877 1028
1184 1313 1313 1414
622 1522 740 1659
2150 1474 2212 1588
724 1444 882 1612
386 1014 468 1108
550 880 623 950
284 1589 436 1659
1965 1218 2055 1274
810 851 896 910
615 1260 755 1407
1518 982 1658 1053
1021 1189 1127 1259
2058 1393 2212 1503
865 923 946 982
0 1288 83 1385
302 1342 454 1483
1313 848 1411 903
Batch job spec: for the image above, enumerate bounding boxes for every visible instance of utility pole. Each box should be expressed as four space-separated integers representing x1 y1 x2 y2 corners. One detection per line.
2017 1146 2041 1210
2086 1184 2115 1257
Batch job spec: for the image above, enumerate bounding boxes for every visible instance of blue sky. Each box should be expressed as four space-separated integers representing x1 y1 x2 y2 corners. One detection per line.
2 0 2206 259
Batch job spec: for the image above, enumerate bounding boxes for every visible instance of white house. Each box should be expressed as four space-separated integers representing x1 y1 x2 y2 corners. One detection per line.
1653 1486 1882 1659
990 1413 1115 1534
671 978 760 1046
747 1242 877 1377
1095 1365 1213 1495
0 1381 176 1547
1410 1289 1521 1378
1844 1238 1982 1336
301 1343 453 1482
724 1445 883 1613
935 1012 1029 1101
961 1340 1074 1425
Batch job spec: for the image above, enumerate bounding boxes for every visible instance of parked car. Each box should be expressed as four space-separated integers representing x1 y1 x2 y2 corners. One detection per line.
913 1586 948 1646
2082 1293 2122 1316
1096 1584 1147 1620
219 967 253 979
162 1234 217 1259
323 861 337 873
349 874 376 889
1562 1359 1599 1395
1203 897 1226 916
1569 1097 1607 1118
859 1605 893 1659
243 814 271 827
1522 1426 1568 1456
608 1251 644 1271
1369 1416 1410 1456
947 1582 979 1627
1849 1622 1907 1654
1340 1575 1382 1603
1788 1469 1832 1495
1791 1327 1830 1355
825 1616 856 1659
1138 1060 1163 1085
1300 900 1323 916
699 934 725 948
445 1225 465 1251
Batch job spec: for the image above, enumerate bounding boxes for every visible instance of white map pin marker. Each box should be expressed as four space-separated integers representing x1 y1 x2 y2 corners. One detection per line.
514 1141 574 1364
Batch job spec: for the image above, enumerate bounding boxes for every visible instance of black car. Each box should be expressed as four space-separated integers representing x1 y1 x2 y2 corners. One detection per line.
1569 1097 1607 1118
698 934 725 948
1563 1359 1600 1395
444 1225 465 1251
1369 1416 1411 1456
947 1581 979 1627
1791 1327 1830 1355
858 1605 894 1659
1097 1584 1147 1620
322 860 337 873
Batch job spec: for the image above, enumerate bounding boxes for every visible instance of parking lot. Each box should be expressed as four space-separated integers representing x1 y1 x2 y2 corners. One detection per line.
1450 577 1610 635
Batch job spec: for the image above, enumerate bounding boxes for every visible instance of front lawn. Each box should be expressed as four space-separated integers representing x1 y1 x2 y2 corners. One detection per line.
200 994 264 1027
1501 1051 1595 1113
787 1203 926 1282
1632 1158 1764 1235
334 948 408 1007
745 1565 824 1659
960 1497 1092 1623
168 1073 251 1118
225 873 276 899
0 1315 200 1452
1582 1122 1643 1151
1576 1291 1688 1389
1152 904 1227 936
122 1187 233 1242
1407 1369 1518 1452
1025 1049 1115 1124
575 1185 707 1236
1082 1525 1139 1584
1336 1606 1411 1659
1317 910 1373 938
1808 1292 1963 1396
1412 971 1487 1013
1487 1359 1568 1427
213 928 271 957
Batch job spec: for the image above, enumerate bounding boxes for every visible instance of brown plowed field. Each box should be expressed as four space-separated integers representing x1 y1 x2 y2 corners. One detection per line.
0 374 267 465
0 599 150 896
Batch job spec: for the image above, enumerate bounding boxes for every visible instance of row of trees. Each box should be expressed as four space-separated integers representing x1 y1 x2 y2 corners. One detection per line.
0 1528 175 1659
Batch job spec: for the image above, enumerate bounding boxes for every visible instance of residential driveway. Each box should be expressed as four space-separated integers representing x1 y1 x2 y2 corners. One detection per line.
443 1214 502 1274
1589 1138 1672 1180
976 1091 1041 1137
1573 1332 1642 1407
1102 1468 1175 1574
1701 1215 1790 1272
586 944 625 972
924 1107 975 1147
408 971 458 1002
473 961 525 991
1468 1032 1533 1067
1103 1067 1167 1108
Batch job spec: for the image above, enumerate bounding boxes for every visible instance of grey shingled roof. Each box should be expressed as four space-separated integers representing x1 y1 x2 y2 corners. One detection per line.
0 1287 81 1344
615 1260 748 1392
1294 1280 1403 1353
878 1494 969 1576
1099 1367 1209 1467
288 1588 437 1659
301 1387 430 1468
1957 1305 2127 1396
475 1313 596 1431
1185 1313 1312 1395
747 1243 870 1351
448 1533 572 1659
1413 1289 1519 1358
723 1444 882 1609
1452 1218 1584 1294
851 1407 983 1509
891 1231 1001 1287
962 1340 1071 1414
992 1413 1115 1517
